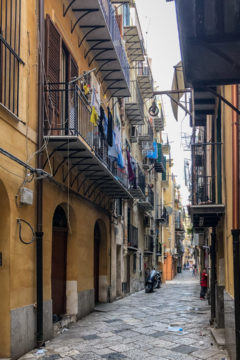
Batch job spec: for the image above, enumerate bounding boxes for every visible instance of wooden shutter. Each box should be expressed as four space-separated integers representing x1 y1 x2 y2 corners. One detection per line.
115 14 123 37
45 15 61 134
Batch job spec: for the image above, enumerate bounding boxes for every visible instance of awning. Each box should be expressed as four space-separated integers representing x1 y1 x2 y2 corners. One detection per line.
43 136 133 200
171 61 185 121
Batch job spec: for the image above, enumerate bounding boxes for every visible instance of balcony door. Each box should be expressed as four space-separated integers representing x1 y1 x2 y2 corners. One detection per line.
45 15 78 136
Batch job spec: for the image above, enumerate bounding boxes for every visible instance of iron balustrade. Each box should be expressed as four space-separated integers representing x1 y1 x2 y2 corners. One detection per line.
128 224 138 248
99 0 130 87
125 80 144 117
0 0 23 117
138 122 153 140
44 82 129 187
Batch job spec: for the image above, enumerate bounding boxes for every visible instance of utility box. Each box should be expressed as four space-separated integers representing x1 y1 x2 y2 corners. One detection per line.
20 187 33 205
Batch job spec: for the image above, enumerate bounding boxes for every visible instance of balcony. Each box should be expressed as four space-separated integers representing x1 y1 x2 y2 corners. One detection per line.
64 0 130 97
156 206 169 227
154 117 164 132
138 123 153 143
155 143 165 173
144 234 154 254
123 5 145 62
174 0 240 86
128 224 138 251
138 184 154 212
43 83 132 199
125 81 144 125
189 134 225 227
137 59 154 98
129 165 145 200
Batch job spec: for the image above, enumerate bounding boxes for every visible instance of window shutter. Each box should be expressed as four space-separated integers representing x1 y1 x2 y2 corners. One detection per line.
45 15 61 134
115 14 123 37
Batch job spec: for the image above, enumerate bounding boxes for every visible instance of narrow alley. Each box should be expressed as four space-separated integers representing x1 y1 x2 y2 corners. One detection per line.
20 271 229 360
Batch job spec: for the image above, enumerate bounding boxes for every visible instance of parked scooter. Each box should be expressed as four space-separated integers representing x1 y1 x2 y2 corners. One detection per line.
145 269 162 293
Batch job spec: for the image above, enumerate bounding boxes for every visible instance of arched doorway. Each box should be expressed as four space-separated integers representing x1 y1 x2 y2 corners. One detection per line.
52 205 68 318
0 180 10 357
94 222 100 303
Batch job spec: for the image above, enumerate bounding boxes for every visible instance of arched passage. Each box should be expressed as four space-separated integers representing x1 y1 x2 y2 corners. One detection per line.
52 205 68 318
0 180 10 357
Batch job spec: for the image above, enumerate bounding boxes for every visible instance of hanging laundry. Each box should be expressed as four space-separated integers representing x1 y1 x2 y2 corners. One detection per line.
90 106 98 127
107 107 113 146
108 130 118 159
147 141 158 159
91 73 100 115
126 149 134 181
98 106 105 140
117 150 125 169
104 114 108 138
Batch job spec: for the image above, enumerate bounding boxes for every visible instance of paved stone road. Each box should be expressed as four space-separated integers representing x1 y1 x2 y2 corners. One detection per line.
20 271 229 360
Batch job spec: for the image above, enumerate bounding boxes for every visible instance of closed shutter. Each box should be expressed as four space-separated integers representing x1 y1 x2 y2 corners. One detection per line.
68 55 78 134
115 14 123 37
45 15 61 134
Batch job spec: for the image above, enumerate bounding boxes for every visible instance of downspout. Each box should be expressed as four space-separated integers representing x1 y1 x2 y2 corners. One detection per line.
232 85 240 359
36 0 44 347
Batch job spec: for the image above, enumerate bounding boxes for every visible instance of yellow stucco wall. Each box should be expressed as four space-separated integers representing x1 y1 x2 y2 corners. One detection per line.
222 86 234 296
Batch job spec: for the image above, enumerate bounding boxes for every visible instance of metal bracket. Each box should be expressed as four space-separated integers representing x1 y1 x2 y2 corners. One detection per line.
71 9 99 33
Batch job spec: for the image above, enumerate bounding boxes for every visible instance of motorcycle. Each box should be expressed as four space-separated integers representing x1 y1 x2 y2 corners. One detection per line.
145 269 162 293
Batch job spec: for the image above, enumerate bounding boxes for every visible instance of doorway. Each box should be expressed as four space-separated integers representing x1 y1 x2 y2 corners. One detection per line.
94 222 100 303
52 205 68 318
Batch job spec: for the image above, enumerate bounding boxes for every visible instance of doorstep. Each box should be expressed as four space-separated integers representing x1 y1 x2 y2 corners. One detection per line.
53 314 77 336
210 327 226 347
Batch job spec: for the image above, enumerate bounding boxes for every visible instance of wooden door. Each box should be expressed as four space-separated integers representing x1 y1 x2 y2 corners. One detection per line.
94 223 100 303
52 227 67 316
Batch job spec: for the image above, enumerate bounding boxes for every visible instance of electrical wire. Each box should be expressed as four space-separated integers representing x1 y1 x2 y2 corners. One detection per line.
17 218 35 245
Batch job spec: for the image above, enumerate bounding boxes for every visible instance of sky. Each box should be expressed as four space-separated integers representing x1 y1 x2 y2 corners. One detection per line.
135 0 191 205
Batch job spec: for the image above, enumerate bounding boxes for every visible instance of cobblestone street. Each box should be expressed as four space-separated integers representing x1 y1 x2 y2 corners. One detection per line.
20 271 229 360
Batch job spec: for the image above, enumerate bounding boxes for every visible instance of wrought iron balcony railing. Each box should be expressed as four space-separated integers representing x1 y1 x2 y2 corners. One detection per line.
125 81 144 124
44 82 128 188
99 0 130 87
128 224 138 248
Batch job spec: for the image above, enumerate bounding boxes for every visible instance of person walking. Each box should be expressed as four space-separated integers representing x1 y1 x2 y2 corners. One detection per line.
200 268 208 299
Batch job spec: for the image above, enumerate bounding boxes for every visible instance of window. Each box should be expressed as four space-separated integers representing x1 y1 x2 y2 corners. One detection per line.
0 0 24 116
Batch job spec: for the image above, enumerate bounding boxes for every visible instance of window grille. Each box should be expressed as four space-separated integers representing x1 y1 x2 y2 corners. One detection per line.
0 0 24 116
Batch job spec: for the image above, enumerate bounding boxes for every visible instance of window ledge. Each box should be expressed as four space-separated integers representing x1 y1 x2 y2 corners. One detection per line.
0 103 25 125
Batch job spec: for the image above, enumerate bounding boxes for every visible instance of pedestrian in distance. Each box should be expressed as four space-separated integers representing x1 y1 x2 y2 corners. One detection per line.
200 268 208 299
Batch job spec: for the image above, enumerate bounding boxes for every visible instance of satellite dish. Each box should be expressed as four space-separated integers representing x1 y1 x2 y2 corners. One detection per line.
166 206 173 215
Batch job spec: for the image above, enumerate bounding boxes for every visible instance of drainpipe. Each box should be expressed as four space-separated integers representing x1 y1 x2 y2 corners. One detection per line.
232 85 240 359
36 0 44 347
232 85 239 229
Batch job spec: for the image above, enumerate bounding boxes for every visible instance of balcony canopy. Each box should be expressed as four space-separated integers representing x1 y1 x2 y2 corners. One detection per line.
64 0 130 97
175 0 240 87
189 204 225 228
43 136 133 200
124 26 145 62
